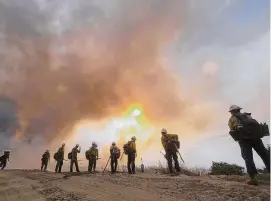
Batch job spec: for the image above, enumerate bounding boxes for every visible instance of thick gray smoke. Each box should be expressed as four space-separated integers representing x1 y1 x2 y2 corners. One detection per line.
0 0 219 146
0 0 269 169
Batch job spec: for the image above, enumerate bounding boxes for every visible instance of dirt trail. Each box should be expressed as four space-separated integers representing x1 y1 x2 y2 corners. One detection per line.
0 170 269 201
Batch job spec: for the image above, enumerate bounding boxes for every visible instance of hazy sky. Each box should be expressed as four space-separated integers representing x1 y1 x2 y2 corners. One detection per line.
0 0 270 169
175 0 270 168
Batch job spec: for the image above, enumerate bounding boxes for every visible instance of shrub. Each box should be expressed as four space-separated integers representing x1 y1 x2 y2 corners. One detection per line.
210 161 245 175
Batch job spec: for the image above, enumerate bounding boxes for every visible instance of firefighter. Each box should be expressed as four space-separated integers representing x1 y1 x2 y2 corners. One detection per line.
228 105 270 185
70 144 81 172
0 150 10 170
55 143 65 173
161 128 181 175
86 142 98 173
127 136 137 174
41 150 50 171
110 142 120 174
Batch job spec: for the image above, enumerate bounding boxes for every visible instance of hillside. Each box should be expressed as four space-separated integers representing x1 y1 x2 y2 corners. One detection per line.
0 170 269 201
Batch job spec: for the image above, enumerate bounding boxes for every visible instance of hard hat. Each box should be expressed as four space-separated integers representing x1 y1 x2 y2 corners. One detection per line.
92 142 97 147
229 105 242 112
131 136 136 140
161 128 167 134
112 142 116 145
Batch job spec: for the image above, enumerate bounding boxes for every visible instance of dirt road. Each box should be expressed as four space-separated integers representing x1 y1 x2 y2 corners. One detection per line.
0 170 269 201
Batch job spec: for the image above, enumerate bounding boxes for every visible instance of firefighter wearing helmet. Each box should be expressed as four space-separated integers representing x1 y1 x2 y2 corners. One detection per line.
228 105 270 185
41 149 50 172
110 142 121 174
70 144 81 172
0 150 10 170
161 128 181 175
86 142 99 173
55 143 65 173
125 136 137 174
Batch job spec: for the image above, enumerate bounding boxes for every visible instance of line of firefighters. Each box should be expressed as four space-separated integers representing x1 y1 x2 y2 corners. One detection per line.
40 130 182 175
1 105 270 186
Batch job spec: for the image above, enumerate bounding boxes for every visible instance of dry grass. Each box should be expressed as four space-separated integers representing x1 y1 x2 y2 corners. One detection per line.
135 161 210 176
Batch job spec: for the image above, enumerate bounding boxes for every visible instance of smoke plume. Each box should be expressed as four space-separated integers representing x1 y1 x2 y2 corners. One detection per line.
0 0 231 169
0 0 217 142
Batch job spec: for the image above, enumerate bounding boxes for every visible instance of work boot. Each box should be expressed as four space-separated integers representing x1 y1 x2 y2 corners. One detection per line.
247 176 259 186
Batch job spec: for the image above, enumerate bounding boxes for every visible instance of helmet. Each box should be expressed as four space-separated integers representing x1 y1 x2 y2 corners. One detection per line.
229 105 242 112
131 136 136 140
112 142 116 145
161 128 167 134
4 150 10 154
92 142 97 147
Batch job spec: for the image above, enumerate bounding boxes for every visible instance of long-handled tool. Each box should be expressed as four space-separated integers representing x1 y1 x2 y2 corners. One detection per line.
160 151 166 158
161 149 184 163
102 156 111 173
119 152 124 161
174 144 185 163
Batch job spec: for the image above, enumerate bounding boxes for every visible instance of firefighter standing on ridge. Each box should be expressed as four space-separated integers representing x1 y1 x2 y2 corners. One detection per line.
110 142 120 174
86 142 99 173
70 144 81 172
161 128 181 175
41 150 50 171
127 136 137 174
228 105 270 185
0 150 10 170
55 143 65 173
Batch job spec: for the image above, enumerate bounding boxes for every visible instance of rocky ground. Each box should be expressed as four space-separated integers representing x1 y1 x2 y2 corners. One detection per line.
0 170 270 201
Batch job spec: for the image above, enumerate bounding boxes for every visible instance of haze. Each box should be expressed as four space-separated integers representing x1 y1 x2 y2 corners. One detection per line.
0 0 269 169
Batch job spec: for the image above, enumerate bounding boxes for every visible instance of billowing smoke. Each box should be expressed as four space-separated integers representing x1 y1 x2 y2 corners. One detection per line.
0 0 225 168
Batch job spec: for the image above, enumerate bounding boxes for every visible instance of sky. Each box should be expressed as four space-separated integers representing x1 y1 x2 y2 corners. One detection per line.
0 0 270 170
174 0 270 168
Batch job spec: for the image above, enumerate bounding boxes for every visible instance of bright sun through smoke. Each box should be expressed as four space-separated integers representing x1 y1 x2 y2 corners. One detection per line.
66 104 159 165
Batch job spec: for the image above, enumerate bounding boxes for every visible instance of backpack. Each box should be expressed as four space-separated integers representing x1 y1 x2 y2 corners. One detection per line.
68 152 72 159
166 134 180 149
53 152 58 160
123 142 132 155
85 150 90 160
234 113 262 139
111 147 121 159
259 123 270 138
